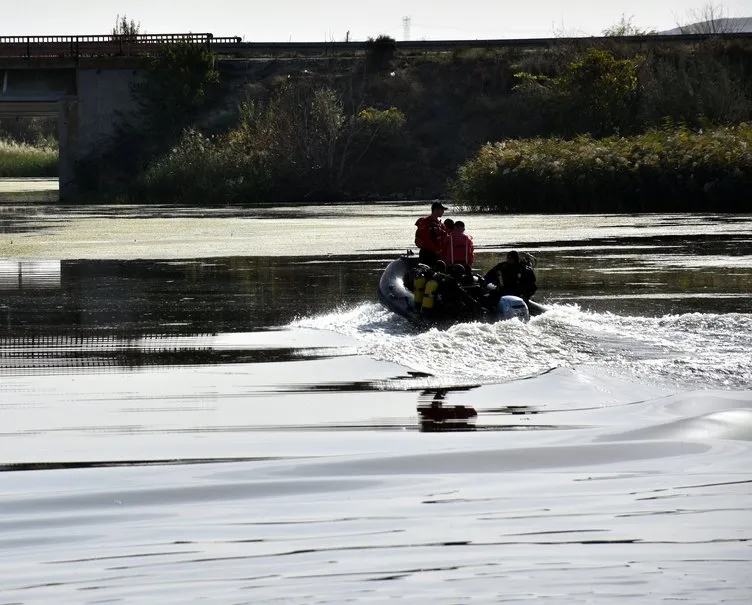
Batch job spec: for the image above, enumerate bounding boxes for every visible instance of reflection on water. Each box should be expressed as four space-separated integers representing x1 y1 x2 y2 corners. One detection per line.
1 224 751 382
2 208 752 604
417 388 478 432
0 333 330 371
535 233 752 316
0 232 750 340
0 260 61 289
0 256 383 336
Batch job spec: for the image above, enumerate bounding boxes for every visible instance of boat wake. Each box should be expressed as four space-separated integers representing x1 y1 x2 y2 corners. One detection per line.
292 302 752 391
5 304 752 605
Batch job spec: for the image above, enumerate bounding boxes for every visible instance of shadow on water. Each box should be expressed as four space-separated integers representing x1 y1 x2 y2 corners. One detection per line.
0 457 280 473
0 256 385 372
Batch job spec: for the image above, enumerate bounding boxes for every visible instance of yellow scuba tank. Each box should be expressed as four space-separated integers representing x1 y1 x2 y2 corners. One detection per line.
413 274 427 306
421 278 440 310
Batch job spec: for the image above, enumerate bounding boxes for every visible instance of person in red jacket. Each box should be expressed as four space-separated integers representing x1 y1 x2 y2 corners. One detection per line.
414 201 448 266
441 220 474 269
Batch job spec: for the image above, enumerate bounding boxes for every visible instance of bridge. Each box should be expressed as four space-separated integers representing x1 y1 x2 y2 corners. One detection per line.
0 33 241 59
1 32 750 200
1 31 750 59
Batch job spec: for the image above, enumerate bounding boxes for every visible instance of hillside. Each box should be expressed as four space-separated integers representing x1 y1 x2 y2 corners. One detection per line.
661 17 752 34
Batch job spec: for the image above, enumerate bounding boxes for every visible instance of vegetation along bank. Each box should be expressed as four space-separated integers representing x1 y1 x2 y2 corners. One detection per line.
6 33 751 211
0 119 58 178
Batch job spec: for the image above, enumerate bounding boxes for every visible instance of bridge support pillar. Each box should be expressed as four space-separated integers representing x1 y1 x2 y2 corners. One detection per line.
57 97 79 202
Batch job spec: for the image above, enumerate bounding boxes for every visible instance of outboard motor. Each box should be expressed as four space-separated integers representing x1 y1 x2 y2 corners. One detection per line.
497 295 530 322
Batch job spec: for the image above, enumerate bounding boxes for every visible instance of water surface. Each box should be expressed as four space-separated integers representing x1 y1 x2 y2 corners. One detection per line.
1 195 751 604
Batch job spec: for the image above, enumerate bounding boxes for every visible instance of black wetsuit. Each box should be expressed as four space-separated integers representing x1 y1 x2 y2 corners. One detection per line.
483 261 537 301
418 248 441 267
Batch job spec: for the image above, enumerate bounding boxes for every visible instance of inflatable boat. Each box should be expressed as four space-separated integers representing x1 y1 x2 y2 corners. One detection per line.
377 254 547 328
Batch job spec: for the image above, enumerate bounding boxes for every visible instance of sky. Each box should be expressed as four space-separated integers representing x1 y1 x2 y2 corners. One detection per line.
2 0 751 41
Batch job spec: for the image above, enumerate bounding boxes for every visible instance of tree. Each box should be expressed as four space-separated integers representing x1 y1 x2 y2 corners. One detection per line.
131 43 220 148
555 49 643 135
675 2 743 33
365 35 397 72
602 14 656 36
112 14 142 40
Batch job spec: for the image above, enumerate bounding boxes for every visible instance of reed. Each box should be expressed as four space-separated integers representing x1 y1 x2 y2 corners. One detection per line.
450 124 752 213
0 140 58 178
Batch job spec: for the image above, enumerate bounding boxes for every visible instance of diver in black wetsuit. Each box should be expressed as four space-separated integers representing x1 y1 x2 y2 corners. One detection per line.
483 250 537 302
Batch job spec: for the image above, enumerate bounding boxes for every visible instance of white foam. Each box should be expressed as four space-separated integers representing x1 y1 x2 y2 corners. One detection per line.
294 304 752 390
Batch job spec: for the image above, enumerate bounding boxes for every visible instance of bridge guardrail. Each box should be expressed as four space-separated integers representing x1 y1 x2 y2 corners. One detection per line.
1 31 750 59
0 33 243 58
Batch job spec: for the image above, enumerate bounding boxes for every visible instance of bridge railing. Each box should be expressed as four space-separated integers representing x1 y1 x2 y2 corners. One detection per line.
0 33 243 58
1 31 751 59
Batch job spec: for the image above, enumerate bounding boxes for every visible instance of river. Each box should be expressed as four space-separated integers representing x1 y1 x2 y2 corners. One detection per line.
1 181 751 604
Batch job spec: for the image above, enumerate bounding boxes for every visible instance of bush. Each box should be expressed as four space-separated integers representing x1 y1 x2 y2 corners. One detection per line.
365 35 397 72
134 81 418 204
511 43 752 138
354 106 408 160
75 35 752 204
512 48 643 137
450 124 752 213
73 42 221 197
556 49 642 135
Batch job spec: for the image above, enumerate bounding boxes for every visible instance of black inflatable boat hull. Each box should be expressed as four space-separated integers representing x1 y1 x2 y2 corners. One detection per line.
377 255 547 327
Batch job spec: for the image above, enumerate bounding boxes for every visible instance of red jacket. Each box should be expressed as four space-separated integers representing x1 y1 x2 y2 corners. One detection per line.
414 216 447 254
441 232 475 267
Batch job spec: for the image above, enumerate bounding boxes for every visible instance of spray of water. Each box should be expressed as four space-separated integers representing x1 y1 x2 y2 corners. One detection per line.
293 303 752 390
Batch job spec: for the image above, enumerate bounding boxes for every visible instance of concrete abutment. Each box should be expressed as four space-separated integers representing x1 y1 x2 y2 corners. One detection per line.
1 61 142 201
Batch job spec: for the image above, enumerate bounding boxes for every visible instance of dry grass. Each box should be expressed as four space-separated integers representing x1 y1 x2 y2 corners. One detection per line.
0 140 58 177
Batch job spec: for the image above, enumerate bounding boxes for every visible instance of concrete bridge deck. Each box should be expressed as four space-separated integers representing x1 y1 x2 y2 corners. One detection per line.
0 98 58 116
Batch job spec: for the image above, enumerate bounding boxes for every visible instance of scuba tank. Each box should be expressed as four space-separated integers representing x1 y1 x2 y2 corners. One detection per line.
421 277 440 311
413 273 427 307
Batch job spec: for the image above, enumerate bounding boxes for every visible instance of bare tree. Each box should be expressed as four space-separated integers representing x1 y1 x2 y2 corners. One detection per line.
675 2 742 34
550 19 588 38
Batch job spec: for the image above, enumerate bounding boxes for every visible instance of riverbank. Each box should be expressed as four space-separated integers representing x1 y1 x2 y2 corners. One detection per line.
0 177 58 202
67 38 751 209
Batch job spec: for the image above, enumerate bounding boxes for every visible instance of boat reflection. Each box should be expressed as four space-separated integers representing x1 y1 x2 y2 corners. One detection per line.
417 388 478 432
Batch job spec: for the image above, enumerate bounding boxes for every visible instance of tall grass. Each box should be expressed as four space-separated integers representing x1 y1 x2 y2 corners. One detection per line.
0 140 58 178
450 124 752 213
